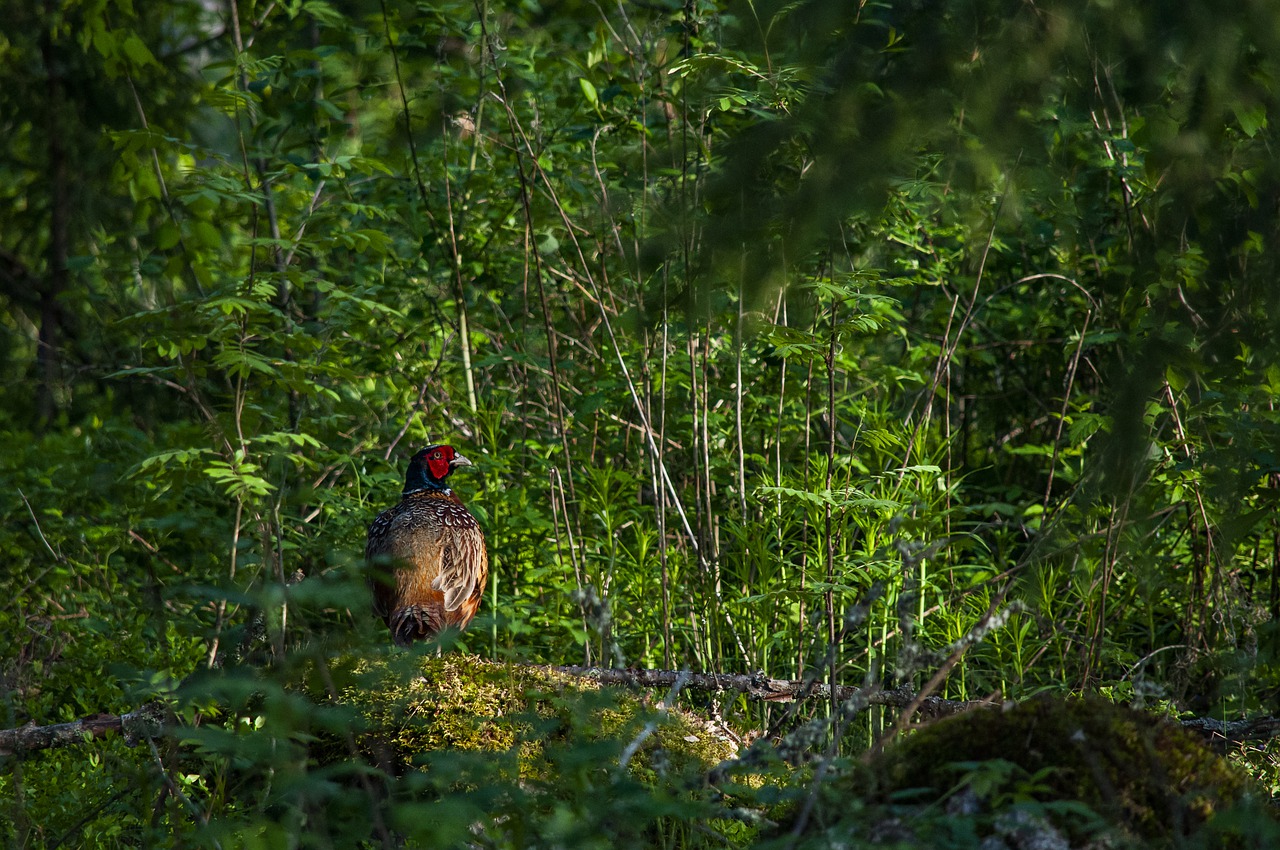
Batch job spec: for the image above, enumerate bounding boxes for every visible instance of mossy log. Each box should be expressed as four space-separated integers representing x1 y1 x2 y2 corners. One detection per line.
298 653 739 783
779 694 1255 848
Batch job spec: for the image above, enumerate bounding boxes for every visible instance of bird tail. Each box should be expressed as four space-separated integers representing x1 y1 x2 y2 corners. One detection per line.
389 605 445 647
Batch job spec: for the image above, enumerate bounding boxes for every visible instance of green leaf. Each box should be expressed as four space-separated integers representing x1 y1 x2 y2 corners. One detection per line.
1235 103 1267 137
212 348 278 378
192 220 221 250
156 222 181 250
578 77 599 109
121 34 158 69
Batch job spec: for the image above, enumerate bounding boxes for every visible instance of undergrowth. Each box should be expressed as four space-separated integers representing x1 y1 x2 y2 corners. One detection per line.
3 0 1280 846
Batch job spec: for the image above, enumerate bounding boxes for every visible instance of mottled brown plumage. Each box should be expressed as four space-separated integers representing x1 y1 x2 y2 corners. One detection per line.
366 445 489 646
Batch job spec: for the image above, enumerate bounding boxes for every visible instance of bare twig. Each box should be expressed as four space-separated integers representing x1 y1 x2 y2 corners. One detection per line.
18 488 61 563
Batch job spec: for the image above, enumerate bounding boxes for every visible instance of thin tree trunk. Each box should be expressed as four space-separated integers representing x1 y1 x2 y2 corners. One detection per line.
824 296 839 714
38 3 69 422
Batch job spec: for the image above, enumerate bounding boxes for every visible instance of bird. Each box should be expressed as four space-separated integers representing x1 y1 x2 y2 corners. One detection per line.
366 445 489 647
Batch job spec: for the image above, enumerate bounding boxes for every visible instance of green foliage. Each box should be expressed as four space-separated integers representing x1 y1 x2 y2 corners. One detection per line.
745 696 1260 849
3 0 1280 845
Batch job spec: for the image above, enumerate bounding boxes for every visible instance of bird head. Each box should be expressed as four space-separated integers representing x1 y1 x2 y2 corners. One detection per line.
403 444 472 494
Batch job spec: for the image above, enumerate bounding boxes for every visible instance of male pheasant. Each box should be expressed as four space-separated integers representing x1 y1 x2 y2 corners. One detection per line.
366 445 489 646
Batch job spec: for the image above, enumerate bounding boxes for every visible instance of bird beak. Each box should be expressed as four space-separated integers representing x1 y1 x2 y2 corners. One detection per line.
450 453 473 468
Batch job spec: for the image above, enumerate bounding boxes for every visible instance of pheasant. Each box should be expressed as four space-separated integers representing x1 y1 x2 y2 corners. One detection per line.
366 445 489 646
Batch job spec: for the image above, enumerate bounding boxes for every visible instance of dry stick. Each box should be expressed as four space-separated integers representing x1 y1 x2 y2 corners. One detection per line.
700 325 717 560
126 529 183 576
439 118 479 414
207 499 244 669
266 500 289 652
659 270 675 667
823 295 839 716
18 488 61 564
1082 490 1126 687
688 329 706 549
586 130 634 322
1043 311 1092 504
280 179 328 269
550 467 592 666
1090 55 1141 247
735 255 748 526
1160 378 1216 650
797 308 819 677
383 387 428 461
515 139 578 505
123 374 240 663
765 287 788 685
669 0 698 669
142 735 228 850
697 323 734 667
876 183 1012 704
146 737 217 839
123 74 202 302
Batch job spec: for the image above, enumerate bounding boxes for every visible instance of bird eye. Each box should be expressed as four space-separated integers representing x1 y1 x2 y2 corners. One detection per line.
432 451 442 458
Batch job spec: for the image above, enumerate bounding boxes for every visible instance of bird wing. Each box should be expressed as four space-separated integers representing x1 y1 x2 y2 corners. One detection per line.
366 507 400 621
432 521 488 613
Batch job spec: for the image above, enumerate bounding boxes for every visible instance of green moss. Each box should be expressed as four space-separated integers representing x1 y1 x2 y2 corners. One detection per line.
840 694 1250 846
298 652 737 784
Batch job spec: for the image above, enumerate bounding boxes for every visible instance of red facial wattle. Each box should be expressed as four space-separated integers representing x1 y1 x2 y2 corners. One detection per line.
427 448 453 481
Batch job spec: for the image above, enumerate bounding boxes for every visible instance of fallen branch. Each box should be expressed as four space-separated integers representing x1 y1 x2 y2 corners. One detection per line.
549 665 991 719
0 702 166 756
6 662 1280 756
1179 714 1280 747
0 665 984 755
